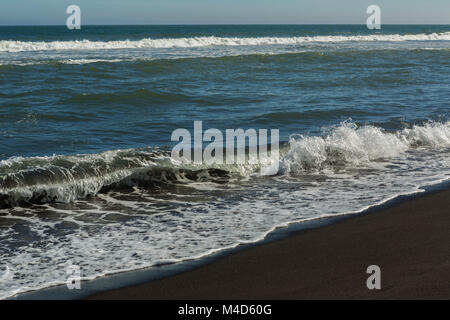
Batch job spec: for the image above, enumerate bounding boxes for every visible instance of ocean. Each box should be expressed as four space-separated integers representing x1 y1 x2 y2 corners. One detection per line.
0 25 449 299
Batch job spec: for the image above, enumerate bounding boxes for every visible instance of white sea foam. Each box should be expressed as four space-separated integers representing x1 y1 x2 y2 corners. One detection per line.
1 121 450 299
281 121 450 174
1 121 449 207
1 33 449 52
61 58 126 64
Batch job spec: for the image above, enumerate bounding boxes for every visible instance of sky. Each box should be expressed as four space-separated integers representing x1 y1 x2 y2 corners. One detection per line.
0 0 449 25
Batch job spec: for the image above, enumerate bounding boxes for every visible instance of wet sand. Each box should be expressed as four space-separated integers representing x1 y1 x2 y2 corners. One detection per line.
88 188 450 300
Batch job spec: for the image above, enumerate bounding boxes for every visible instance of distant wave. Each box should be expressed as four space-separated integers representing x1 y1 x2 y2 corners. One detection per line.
1 121 449 208
1 32 450 52
0 47 448 66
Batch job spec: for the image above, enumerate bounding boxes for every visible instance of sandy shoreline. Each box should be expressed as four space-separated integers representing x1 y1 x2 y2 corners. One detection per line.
85 187 450 300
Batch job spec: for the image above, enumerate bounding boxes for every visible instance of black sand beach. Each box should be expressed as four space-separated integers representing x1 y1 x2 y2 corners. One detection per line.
87 188 450 300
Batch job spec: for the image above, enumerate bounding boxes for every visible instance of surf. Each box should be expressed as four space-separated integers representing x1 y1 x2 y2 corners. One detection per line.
1 32 450 52
1 120 449 208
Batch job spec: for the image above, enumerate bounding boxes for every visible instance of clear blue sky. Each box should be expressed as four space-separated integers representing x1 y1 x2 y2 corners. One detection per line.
0 0 449 25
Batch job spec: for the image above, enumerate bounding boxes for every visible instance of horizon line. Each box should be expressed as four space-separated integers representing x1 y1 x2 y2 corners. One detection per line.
1 23 449 27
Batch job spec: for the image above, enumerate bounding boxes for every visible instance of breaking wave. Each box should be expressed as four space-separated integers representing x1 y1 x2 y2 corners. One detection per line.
0 147 257 208
1 32 450 52
1 121 449 208
281 121 450 174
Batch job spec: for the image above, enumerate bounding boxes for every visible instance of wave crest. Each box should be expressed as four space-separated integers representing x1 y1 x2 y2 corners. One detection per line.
1 32 450 52
281 121 450 174
1 121 449 207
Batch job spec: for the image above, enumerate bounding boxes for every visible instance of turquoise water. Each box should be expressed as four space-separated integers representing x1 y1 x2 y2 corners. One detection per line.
0 25 449 298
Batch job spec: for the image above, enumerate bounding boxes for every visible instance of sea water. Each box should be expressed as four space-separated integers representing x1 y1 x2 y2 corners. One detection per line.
0 25 449 298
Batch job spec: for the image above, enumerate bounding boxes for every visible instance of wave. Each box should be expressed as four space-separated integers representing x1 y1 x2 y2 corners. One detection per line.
1 121 449 208
0 147 256 208
1 48 448 67
1 32 450 52
281 120 450 174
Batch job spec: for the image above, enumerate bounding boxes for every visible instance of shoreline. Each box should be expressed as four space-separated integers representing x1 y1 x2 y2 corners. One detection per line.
87 182 450 300
12 179 450 300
